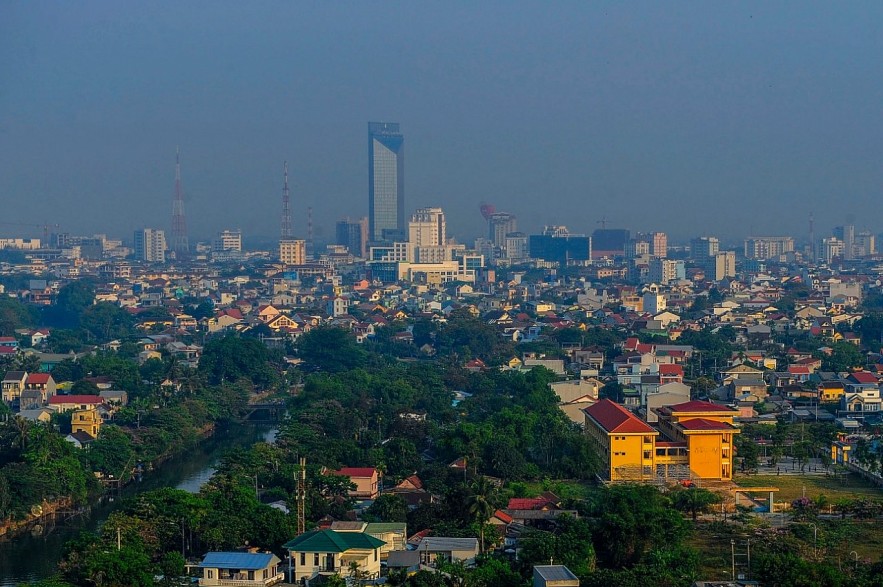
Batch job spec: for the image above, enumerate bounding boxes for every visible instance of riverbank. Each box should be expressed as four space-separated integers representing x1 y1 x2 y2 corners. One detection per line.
0 423 275 586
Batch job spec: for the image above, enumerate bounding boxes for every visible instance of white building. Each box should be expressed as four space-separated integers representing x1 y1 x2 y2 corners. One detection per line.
213 229 242 253
133 228 166 263
408 207 446 247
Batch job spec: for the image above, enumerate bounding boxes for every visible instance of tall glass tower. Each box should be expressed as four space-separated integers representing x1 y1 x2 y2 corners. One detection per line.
368 122 404 242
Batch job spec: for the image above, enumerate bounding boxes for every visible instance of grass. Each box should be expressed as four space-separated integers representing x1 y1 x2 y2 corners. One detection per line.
734 473 881 503
511 479 597 501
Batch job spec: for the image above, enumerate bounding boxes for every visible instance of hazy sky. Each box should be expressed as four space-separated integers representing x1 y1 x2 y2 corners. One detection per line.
2 2 883 245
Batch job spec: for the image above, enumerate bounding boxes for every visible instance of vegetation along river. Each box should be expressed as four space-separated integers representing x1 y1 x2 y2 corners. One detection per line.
0 424 276 586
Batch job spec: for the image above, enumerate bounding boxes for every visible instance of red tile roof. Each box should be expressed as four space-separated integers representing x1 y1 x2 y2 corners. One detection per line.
678 418 736 431
583 399 656 434
666 400 736 413
849 371 878 384
26 373 52 384
658 364 684 375
507 497 554 510
333 467 377 478
493 510 513 524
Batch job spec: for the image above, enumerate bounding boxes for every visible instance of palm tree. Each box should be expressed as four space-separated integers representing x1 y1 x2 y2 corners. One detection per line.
9 415 32 451
465 476 497 553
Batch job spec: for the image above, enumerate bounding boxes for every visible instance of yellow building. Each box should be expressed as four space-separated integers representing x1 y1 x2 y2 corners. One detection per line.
71 407 102 439
819 381 846 403
655 401 740 481
583 399 659 482
584 399 740 483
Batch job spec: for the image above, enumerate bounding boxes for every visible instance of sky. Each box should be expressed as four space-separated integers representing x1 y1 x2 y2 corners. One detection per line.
2 1 883 246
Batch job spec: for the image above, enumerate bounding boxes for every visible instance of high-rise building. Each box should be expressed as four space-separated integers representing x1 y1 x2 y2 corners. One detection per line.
591 229 630 257
488 212 517 248
134 229 166 263
336 217 369 257
368 122 405 242
690 236 719 262
213 229 242 253
706 251 736 281
820 237 844 264
650 232 668 258
529 226 592 265
855 231 876 257
624 238 650 260
279 239 306 265
743 236 794 260
408 207 446 246
833 225 856 260
504 232 529 262
648 258 685 285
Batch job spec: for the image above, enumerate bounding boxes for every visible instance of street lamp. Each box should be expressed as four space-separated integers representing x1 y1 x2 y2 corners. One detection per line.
808 523 818 558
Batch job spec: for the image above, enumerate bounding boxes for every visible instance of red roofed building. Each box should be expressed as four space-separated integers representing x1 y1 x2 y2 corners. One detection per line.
654 401 739 481
658 364 684 384
329 467 380 499
583 399 658 482
49 395 103 412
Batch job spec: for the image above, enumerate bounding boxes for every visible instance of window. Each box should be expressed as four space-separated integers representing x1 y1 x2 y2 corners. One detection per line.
206 571 213 579
300 553 306 566
643 451 651 460
374 549 378 561
314 553 320 566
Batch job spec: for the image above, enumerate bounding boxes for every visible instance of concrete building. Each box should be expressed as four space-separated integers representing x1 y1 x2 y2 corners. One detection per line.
279 239 306 265
409 207 446 247
706 251 736 281
743 236 794 260
488 212 517 248
133 228 166 263
650 232 668 258
336 217 369 257
690 236 719 262
533 565 580 587
648 258 685 285
213 229 242 253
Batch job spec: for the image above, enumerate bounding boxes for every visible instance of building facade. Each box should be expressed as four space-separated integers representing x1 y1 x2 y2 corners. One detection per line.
279 239 306 265
133 228 166 263
336 217 369 257
408 207 446 247
368 122 405 242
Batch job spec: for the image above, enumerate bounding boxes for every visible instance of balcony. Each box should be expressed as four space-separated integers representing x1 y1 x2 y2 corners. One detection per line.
210 573 285 587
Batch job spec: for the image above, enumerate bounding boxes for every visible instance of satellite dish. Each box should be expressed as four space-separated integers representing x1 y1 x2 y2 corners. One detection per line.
30 504 43 517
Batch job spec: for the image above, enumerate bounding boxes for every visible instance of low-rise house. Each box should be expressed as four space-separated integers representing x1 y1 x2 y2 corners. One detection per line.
71 407 102 439
415 537 479 566
25 373 56 403
49 394 103 412
197 552 284 587
283 529 385 584
533 565 580 587
329 467 380 499
2 370 28 405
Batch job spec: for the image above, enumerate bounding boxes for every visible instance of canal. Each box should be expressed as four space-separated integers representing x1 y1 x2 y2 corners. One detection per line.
0 424 276 586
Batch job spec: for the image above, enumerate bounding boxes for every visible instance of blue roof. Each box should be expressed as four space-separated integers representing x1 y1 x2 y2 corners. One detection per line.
199 552 275 570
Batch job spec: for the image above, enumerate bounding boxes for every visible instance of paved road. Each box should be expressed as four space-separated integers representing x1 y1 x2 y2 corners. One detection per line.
752 456 828 476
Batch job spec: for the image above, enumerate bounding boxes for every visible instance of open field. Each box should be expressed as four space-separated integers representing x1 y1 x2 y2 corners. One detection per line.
735 472 881 503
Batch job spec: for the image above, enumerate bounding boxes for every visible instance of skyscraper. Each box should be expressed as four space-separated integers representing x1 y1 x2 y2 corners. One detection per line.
368 122 404 242
487 212 517 248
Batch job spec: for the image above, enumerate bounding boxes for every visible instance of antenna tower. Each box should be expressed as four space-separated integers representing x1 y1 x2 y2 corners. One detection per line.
281 161 292 240
171 147 189 258
296 457 306 535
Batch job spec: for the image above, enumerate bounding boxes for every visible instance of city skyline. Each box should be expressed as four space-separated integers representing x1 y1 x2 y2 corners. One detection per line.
2 3 883 242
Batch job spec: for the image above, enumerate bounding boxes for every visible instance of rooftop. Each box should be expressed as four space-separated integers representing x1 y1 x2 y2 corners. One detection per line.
583 399 656 434
199 552 277 570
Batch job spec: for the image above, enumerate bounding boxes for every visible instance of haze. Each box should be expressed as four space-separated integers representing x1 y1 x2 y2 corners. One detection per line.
2 1 883 244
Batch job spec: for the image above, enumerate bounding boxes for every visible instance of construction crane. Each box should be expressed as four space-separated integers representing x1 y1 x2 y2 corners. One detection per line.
0 221 61 244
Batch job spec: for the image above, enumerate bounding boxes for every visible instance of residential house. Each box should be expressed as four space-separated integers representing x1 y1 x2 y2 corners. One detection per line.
197 552 284 587
330 521 407 558
415 537 479 566
71 407 102 439
329 467 380 499
24 372 56 404
1 370 28 405
283 529 385 584
533 565 580 587
49 394 103 412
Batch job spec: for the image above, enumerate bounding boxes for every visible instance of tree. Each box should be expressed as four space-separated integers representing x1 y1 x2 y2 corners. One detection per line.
70 380 100 395
297 327 367 373
821 342 865 373
80 302 136 342
671 487 722 521
465 477 498 552
364 494 408 523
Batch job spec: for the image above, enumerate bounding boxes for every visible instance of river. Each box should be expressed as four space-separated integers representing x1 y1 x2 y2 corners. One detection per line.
0 424 276 586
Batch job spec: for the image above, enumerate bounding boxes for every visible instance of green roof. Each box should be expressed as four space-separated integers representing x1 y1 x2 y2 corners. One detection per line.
365 522 406 533
283 529 385 553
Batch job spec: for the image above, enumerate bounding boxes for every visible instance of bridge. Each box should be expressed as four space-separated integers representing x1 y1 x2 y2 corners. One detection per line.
243 399 287 421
